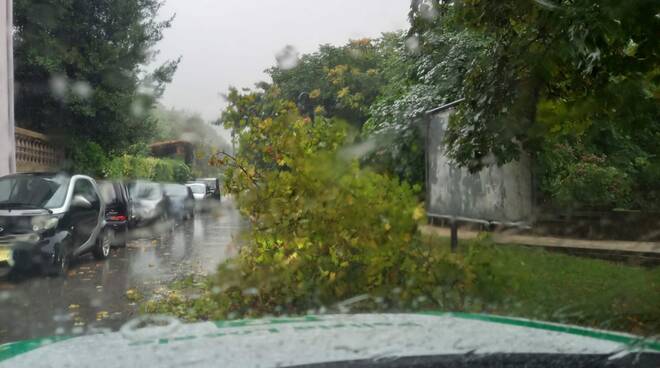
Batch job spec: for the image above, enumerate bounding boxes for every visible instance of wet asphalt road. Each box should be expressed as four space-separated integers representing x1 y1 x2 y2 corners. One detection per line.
0 198 245 344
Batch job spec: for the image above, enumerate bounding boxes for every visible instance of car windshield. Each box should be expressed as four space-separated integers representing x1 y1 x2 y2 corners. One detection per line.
202 180 217 189
0 174 70 209
98 182 118 204
1 0 659 366
163 184 188 197
188 184 205 194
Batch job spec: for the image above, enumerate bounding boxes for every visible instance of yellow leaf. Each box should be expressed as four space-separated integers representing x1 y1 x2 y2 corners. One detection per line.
384 223 391 231
412 205 425 221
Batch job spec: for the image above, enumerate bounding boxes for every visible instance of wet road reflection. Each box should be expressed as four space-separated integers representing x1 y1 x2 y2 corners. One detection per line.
0 198 245 344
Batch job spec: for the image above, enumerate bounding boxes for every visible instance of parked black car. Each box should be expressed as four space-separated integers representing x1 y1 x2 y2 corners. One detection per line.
127 181 171 228
98 180 132 247
0 173 111 277
163 183 195 222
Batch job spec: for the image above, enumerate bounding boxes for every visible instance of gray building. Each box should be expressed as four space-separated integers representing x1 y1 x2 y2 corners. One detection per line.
425 100 534 225
0 0 15 177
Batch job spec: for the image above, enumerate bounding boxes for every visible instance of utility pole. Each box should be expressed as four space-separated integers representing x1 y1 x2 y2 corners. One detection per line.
0 0 14 176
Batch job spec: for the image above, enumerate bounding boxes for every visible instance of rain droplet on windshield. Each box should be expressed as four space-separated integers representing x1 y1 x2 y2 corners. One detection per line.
276 45 300 70
49 74 68 99
418 0 438 21
71 80 93 99
405 35 420 54
131 100 147 117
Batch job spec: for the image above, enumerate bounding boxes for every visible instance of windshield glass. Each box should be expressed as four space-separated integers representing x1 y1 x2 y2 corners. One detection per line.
202 179 217 190
1 0 659 365
98 182 117 204
163 184 188 197
188 184 205 194
0 174 70 209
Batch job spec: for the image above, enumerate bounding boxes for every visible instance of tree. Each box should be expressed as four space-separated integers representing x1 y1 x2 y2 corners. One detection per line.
267 39 388 129
13 0 180 153
407 0 660 209
152 105 231 177
363 25 488 188
427 0 659 170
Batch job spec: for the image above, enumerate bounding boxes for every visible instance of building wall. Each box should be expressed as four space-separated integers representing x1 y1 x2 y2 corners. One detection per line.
0 0 15 177
426 108 534 223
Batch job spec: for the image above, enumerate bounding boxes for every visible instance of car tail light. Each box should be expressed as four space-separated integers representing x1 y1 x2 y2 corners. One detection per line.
109 215 127 221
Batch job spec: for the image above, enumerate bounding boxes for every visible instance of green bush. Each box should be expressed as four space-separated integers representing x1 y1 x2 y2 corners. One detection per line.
104 154 191 183
67 141 108 177
550 161 633 209
145 104 476 320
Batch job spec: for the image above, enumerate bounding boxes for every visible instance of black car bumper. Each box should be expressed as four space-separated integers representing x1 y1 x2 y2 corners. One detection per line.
2 239 54 273
0 232 68 274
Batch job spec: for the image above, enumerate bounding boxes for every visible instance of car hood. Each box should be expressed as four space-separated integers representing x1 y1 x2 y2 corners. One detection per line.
0 313 658 367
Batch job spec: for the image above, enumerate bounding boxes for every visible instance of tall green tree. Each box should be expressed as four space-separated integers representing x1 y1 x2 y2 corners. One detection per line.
407 0 660 209
13 0 179 153
267 39 388 129
430 0 659 169
363 25 487 187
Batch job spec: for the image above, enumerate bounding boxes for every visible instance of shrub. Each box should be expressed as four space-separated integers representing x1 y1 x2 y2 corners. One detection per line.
550 161 633 209
104 154 191 183
67 141 108 177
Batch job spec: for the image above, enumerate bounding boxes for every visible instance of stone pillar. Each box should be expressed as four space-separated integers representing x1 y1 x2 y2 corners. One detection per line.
0 0 14 176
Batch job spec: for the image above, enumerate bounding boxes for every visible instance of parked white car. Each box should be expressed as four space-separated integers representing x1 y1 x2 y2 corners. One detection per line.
185 183 209 201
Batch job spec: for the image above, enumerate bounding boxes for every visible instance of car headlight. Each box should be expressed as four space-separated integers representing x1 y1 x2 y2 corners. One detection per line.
31 216 59 232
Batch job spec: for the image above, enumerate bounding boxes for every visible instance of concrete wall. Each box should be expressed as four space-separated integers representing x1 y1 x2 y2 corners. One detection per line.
0 0 15 177
426 108 533 223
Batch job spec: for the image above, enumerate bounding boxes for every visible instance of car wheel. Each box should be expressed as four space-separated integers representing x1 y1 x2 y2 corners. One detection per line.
115 226 128 248
93 230 112 260
45 245 70 277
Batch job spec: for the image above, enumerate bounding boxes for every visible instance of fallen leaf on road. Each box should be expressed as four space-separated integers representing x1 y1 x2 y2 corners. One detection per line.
125 288 142 302
68 304 80 309
96 311 109 321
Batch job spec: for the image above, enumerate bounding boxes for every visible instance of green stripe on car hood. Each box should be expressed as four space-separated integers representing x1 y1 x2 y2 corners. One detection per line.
0 336 71 362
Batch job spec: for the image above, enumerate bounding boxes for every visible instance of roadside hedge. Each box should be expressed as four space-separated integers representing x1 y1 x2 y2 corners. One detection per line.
104 154 191 183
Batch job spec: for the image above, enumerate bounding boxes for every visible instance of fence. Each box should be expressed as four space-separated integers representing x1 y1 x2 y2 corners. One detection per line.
14 127 65 172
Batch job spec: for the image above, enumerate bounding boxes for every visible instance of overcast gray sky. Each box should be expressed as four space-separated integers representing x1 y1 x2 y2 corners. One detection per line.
154 0 410 133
